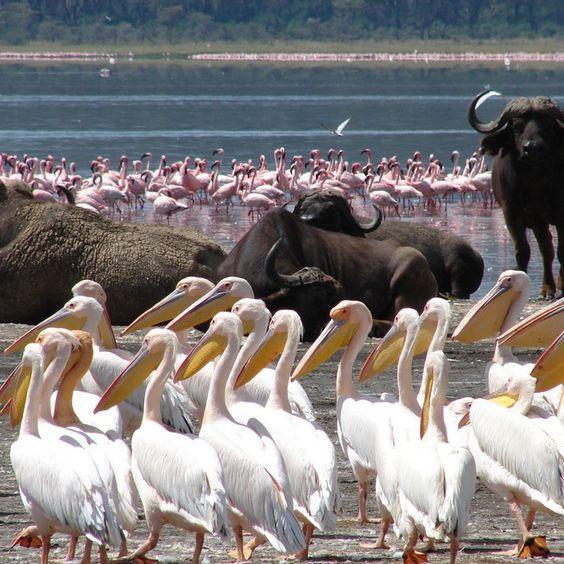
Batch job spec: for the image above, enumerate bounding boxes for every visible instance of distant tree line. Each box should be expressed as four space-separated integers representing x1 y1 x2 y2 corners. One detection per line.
0 0 562 46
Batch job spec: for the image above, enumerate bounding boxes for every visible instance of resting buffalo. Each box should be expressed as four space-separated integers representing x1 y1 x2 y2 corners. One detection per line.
468 89 564 298
0 181 226 324
217 206 437 341
294 190 484 299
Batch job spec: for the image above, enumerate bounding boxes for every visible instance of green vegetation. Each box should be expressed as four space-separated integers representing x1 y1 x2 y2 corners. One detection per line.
0 0 561 50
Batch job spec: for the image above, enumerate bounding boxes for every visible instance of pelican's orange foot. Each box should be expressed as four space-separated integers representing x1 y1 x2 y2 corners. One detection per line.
403 548 428 563
517 536 550 558
227 546 253 562
110 554 157 563
10 530 42 549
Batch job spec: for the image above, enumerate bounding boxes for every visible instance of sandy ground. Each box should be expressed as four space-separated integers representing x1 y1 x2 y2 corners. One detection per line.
0 299 563 564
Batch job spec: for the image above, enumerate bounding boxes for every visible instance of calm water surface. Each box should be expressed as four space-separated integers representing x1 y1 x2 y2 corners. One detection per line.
1 61 562 297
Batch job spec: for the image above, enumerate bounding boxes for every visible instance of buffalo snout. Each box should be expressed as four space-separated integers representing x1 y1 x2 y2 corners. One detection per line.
521 139 548 159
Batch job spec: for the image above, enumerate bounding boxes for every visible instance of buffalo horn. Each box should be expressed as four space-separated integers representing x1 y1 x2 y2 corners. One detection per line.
468 89 508 134
359 205 383 233
265 238 340 288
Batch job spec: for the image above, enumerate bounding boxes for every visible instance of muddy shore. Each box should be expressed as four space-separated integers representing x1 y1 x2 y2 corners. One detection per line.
0 299 563 563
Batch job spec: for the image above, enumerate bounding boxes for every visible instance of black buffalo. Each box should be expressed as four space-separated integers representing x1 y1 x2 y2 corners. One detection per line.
293 189 484 299
217 207 437 341
468 89 564 298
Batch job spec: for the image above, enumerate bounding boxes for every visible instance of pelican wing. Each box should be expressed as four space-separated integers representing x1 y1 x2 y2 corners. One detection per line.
10 435 122 547
471 400 564 510
201 420 306 554
132 424 229 537
396 443 444 538
252 408 339 531
436 443 476 538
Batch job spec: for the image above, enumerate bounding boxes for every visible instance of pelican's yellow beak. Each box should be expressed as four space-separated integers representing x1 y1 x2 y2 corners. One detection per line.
530 330 564 393
419 368 434 439
4 307 82 355
359 315 437 381
94 343 160 412
452 278 517 343
0 398 12 417
121 281 212 336
497 299 564 349
291 307 356 381
10 358 33 428
99 306 118 350
174 330 227 382
166 287 239 334
235 329 287 389
458 389 518 428
360 324 403 382
0 362 21 407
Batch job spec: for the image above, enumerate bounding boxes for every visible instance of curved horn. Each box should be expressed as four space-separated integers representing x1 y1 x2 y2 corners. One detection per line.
265 238 340 289
467 89 508 134
265 238 305 288
357 205 382 233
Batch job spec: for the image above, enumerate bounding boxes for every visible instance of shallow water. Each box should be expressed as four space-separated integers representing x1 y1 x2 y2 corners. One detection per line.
1 61 562 297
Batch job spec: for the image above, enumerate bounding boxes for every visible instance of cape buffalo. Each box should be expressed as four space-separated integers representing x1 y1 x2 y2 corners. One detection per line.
468 89 564 298
217 207 437 341
293 189 484 299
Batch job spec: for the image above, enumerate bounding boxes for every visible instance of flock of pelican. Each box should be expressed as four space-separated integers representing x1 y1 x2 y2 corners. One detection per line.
1 269 563 563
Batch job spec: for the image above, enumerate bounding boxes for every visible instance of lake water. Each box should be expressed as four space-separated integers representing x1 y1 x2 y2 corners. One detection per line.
1 61 563 297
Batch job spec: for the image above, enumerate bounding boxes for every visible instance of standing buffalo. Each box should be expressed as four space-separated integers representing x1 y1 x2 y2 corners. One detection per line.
293 189 484 299
217 206 437 340
468 89 564 298
0 181 226 324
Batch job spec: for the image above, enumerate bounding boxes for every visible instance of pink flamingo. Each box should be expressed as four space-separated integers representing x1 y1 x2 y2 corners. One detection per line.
426 161 460 206
390 162 423 211
211 167 244 213
240 168 277 221
365 174 400 218
247 167 286 204
152 188 189 223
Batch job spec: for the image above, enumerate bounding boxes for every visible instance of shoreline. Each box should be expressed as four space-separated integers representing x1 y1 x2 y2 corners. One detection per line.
1 50 563 63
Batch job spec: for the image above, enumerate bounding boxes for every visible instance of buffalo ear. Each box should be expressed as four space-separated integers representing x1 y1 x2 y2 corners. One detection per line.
480 127 510 155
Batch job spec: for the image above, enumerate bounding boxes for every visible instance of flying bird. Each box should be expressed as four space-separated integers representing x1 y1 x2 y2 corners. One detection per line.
321 117 351 136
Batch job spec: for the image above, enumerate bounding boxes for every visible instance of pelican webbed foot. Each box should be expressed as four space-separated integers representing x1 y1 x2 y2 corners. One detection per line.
517 535 550 558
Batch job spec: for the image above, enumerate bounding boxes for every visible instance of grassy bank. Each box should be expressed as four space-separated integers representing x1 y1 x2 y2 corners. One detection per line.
1 37 562 59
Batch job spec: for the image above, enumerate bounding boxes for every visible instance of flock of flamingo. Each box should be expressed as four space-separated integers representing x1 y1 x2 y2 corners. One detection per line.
0 146 494 224
1 266 563 564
